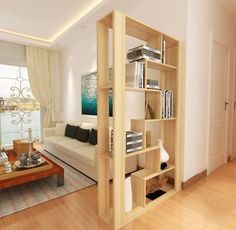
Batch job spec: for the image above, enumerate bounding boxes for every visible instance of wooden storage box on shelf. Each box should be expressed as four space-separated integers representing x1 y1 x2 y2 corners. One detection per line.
132 166 175 208
145 174 175 205
13 139 33 155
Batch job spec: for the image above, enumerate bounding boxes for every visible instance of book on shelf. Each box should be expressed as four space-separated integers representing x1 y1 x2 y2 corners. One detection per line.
126 145 142 153
126 61 145 88
161 89 174 119
127 45 161 63
146 79 160 90
162 40 166 64
111 130 143 153
126 131 143 153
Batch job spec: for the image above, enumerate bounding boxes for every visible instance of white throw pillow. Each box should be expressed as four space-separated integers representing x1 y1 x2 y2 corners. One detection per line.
81 122 97 130
55 123 67 136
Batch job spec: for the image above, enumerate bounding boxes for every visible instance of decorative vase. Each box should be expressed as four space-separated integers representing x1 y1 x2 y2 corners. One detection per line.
159 140 169 163
125 176 133 212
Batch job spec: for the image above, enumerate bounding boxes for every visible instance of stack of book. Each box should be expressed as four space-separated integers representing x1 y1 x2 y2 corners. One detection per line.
161 90 174 119
146 79 160 90
0 151 8 165
126 61 145 88
127 45 161 63
126 131 143 153
111 130 143 153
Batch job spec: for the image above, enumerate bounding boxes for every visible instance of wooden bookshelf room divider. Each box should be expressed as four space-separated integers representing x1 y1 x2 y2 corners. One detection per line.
97 10 183 229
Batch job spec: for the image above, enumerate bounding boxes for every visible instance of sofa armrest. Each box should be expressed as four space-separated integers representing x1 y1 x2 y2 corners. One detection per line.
44 127 56 138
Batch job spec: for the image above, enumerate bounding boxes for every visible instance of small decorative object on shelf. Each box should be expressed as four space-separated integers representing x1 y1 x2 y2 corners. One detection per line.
146 79 160 90
157 139 169 163
145 96 155 119
161 162 168 170
146 131 151 148
146 176 168 200
125 176 133 212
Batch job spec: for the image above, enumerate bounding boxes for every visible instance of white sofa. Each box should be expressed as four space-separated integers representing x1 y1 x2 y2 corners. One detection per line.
44 122 137 181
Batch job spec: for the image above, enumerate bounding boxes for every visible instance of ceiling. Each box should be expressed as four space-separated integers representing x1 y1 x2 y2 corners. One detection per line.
215 0 236 21
0 0 107 47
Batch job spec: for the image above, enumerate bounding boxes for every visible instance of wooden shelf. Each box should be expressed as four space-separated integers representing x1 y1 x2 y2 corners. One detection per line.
99 11 178 45
99 86 162 93
125 146 160 158
146 59 177 71
132 163 175 180
97 10 182 229
146 188 176 207
126 87 161 93
145 118 176 122
132 118 176 123
101 146 160 160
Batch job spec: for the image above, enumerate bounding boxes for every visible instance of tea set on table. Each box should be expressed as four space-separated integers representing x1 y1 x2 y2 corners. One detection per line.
2 150 43 174
1 128 44 174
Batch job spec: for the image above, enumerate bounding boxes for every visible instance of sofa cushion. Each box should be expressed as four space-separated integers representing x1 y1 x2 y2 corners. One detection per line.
88 129 97 145
55 141 95 167
55 123 67 136
65 124 77 138
73 145 96 167
57 138 89 149
75 126 90 142
81 122 97 130
44 135 72 144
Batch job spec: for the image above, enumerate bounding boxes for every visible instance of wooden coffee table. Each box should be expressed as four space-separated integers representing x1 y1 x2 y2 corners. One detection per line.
0 149 64 190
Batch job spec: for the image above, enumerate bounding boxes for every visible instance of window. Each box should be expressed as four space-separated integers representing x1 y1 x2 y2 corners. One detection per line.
0 64 41 147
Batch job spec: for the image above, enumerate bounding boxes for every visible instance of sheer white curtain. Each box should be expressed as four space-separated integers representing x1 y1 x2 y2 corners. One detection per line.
26 46 58 129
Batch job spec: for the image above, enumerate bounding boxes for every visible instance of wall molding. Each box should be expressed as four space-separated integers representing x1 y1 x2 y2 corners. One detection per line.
181 170 207 189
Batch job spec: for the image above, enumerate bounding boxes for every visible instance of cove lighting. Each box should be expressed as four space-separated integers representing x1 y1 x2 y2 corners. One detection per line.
0 0 104 44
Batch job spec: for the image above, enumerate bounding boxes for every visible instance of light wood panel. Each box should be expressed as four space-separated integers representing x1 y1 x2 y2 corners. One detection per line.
112 10 126 229
97 20 110 216
146 59 177 71
145 149 161 172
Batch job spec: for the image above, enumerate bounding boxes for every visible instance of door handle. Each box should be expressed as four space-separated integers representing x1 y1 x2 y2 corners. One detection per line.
225 101 229 111
234 101 236 110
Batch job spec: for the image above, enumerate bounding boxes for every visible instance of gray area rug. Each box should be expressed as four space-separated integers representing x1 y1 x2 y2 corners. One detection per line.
0 151 96 217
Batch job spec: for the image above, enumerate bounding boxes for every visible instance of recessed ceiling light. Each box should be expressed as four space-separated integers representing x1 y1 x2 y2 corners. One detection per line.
80 25 86 30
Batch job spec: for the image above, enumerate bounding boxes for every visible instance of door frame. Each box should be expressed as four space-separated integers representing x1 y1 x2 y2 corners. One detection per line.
207 32 230 175
230 49 236 159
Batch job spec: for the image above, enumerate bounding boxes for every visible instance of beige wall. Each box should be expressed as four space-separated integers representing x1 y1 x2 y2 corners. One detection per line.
59 0 187 123
184 0 236 181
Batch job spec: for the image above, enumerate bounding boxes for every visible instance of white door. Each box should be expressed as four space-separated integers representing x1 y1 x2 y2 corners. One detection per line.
208 40 229 174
